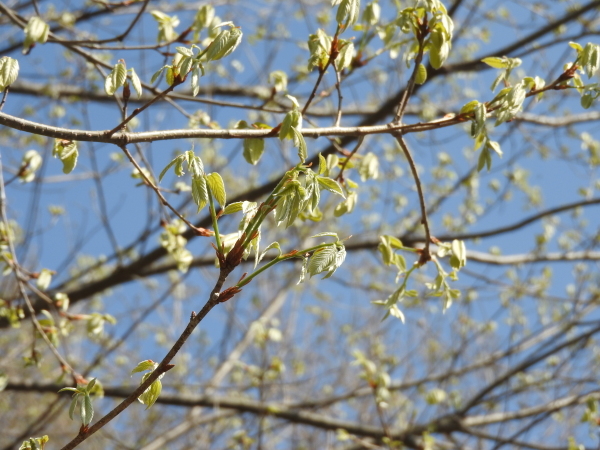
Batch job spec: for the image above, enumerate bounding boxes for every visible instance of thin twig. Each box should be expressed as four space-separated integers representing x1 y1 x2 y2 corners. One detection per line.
336 136 364 183
333 66 343 127
302 66 330 116
394 133 432 265
302 28 341 115
107 82 181 136
59 264 235 449
393 19 427 124
118 145 213 237
0 87 9 111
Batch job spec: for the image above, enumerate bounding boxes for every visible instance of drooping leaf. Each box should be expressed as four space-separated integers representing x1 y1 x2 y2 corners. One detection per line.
243 138 265 165
52 140 78 174
80 393 94 426
292 127 307 163
158 155 184 182
191 176 209 211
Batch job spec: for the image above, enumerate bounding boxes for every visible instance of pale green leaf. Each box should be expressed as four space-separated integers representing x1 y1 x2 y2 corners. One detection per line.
481 56 509 69
243 138 265 165
318 153 327 175
191 176 209 211
258 241 282 264
36 268 53 291
68 395 78 420
158 155 184 182
206 172 226 206
80 393 93 425
52 140 78 174
310 232 339 239
415 63 427 85
336 0 361 29
292 127 307 163
206 27 243 61
316 176 345 197
222 202 244 215
307 245 336 277
0 56 19 90
131 360 157 374
129 68 142 98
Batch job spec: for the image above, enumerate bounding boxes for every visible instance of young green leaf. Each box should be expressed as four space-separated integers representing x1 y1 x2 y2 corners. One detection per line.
81 393 93 425
415 63 427 85
316 176 345 197
191 176 209 212
310 232 339 239
336 0 361 29
23 17 49 53
206 26 243 61
243 138 265 165
139 379 162 409
0 56 19 90
307 245 337 277
131 360 158 374
222 201 245 215
292 127 307 163
477 146 492 172
158 154 185 182
318 153 327 175
150 10 180 42
358 152 379 181
258 241 282 264
206 172 226 207
52 140 78 174
150 66 168 84
105 61 127 96
335 41 355 71
129 67 142 98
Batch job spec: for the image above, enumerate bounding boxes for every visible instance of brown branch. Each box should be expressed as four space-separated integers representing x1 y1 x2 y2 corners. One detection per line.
107 82 181 137
59 264 234 449
0 86 9 111
333 65 344 127
302 29 341 116
394 133 432 265
459 323 600 414
393 19 427 124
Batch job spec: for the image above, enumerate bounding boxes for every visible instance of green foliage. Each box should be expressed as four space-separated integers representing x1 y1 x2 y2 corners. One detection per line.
52 139 78 174
131 361 164 409
3 1 600 448
23 17 49 53
0 56 19 90
160 219 193 273
334 0 361 31
58 379 98 426
150 10 180 42
18 436 48 450
18 150 42 183
205 24 243 62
